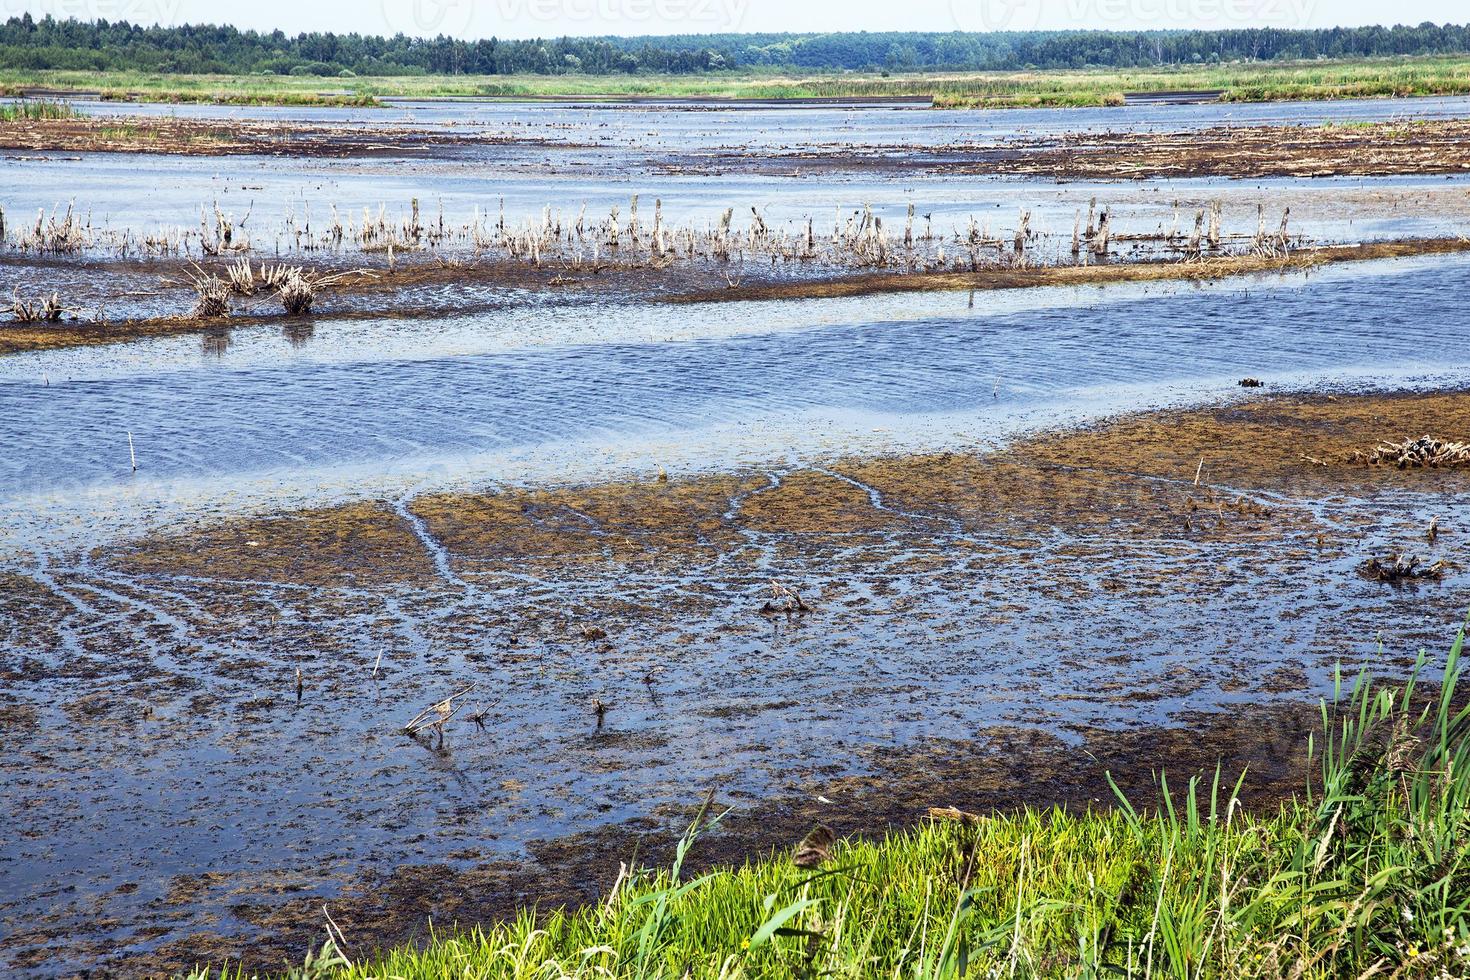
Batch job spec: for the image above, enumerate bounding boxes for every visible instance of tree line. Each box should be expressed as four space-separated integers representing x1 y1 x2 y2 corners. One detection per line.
3 14 1469 77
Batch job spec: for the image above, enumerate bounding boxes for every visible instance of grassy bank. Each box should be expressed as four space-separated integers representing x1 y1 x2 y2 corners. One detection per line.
5 54 1470 108
185 623 1470 979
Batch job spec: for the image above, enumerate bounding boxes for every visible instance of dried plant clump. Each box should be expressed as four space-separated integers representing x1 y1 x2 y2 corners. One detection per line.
272 268 367 316
1354 436 1470 469
181 265 230 319
11 290 63 323
225 258 258 296
278 270 316 315
760 579 812 615
1359 553 1447 584
15 202 89 255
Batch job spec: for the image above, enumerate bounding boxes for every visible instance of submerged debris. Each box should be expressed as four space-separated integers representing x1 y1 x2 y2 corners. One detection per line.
403 684 476 746
760 579 812 615
1355 436 1470 469
1359 554 1447 584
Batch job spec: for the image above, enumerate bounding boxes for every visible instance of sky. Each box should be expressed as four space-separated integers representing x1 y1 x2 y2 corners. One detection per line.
2 0 1465 40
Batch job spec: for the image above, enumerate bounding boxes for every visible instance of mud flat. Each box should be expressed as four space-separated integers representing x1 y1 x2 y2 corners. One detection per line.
932 116 1470 179
7 113 1470 180
3 387 1468 975
0 114 580 158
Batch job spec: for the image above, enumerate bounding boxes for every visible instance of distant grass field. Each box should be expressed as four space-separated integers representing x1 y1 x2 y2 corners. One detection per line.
182 625 1470 979
3 54 1470 108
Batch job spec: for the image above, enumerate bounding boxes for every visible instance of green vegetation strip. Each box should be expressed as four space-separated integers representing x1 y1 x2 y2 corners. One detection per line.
0 97 80 120
187 622 1470 978
3 55 1470 108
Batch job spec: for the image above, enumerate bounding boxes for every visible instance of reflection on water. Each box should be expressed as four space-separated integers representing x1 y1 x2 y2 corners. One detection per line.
281 320 314 347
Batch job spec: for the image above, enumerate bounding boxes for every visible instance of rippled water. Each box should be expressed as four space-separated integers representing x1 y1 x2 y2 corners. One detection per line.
4 253 1470 556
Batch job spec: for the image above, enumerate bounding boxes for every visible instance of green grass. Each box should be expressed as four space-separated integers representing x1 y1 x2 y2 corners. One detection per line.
5 54 1470 109
182 619 1470 979
0 98 83 121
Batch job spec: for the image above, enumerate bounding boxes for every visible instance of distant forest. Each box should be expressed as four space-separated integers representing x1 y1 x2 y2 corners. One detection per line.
3 15 1470 77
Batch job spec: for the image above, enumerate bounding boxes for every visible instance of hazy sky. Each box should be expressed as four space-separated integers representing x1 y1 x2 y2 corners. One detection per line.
3 0 1465 40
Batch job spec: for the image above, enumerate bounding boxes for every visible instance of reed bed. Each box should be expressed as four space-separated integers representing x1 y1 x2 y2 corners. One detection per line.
0 192 1300 276
182 623 1470 980
0 98 81 121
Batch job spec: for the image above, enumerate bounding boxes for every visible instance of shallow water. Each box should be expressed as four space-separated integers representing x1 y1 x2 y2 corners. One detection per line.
44 92 1470 145
5 94 1470 262
6 98 1470 977
3 253 1470 557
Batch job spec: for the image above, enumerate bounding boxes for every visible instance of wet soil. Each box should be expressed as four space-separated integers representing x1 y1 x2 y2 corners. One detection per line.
5 388 1469 976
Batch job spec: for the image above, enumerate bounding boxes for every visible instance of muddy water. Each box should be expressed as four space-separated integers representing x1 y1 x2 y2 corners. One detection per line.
6 99 1470 977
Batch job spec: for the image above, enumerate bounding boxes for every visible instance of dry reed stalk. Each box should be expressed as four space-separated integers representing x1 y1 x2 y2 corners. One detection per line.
179 263 230 318
1354 435 1470 469
10 289 63 322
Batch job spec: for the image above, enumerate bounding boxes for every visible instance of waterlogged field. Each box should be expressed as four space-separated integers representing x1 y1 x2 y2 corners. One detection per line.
3 95 1470 978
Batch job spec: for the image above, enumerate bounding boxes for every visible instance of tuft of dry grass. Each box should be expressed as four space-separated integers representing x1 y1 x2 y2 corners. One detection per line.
1354 435 1470 469
181 265 230 319
10 289 62 323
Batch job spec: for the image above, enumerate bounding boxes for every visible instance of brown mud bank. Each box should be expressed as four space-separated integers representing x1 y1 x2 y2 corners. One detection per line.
7 389 1469 976
0 114 580 158
7 237 1470 355
113 388 1470 587
939 116 1470 180
744 117 1470 180
8 114 1470 181
675 238 1470 303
